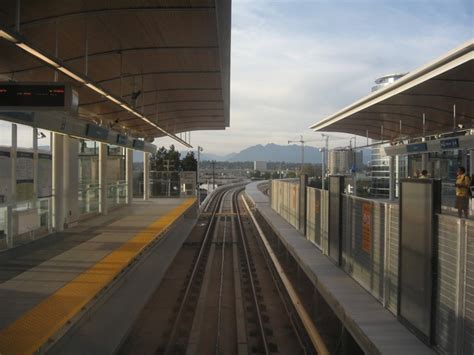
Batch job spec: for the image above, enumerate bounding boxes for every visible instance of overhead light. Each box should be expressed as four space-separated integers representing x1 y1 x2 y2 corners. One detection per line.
0 28 192 148
0 30 18 43
105 95 122 105
16 43 60 68
57 67 86 83
86 83 107 96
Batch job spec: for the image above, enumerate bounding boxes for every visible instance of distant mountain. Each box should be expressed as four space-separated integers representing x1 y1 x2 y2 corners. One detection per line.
165 143 371 164
226 143 323 163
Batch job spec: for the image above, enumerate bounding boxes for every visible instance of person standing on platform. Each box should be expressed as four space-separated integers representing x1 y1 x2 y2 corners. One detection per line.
420 170 429 179
455 167 471 218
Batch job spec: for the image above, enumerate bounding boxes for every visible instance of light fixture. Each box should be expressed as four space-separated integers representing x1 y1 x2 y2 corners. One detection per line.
0 27 193 148
0 30 18 43
57 67 86 83
17 43 60 68
85 83 107 96
105 95 121 105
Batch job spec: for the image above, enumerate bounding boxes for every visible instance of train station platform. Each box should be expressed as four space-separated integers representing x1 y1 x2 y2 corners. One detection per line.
245 182 434 355
0 197 196 355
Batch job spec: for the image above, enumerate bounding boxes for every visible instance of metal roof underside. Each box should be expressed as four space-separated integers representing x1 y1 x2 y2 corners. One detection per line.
310 41 474 141
0 0 231 142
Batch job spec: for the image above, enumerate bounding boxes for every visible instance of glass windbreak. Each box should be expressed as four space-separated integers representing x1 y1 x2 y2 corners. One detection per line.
107 146 126 208
150 171 181 197
78 140 99 214
409 150 464 209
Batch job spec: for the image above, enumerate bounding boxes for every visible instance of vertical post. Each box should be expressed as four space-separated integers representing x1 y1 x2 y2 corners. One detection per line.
366 130 369 146
126 148 133 205
197 146 202 205
470 149 474 177
212 160 216 190
143 152 149 200
99 143 108 214
321 148 325 190
453 104 457 131
52 133 64 232
54 21 58 82
84 19 89 75
422 113 428 171
33 127 38 204
389 155 395 201
15 0 20 32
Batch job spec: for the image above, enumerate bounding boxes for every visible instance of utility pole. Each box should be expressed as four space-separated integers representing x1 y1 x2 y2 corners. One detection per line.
288 135 305 174
197 146 203 205
321 134 329 190
212 160 216 190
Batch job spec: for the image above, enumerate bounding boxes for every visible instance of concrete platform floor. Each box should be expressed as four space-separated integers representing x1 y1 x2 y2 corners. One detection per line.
0 198 189 331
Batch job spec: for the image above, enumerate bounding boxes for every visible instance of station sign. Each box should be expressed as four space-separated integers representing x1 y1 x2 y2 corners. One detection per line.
86 124 109 140
406 142 427 153
116 134 128 145
132 139 145 149
440 138 459 150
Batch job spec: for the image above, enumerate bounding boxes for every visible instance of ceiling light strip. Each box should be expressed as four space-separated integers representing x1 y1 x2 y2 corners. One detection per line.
0 28 192 148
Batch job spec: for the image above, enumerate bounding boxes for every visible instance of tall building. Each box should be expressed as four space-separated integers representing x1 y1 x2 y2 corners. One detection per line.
368 74 407 198
328 148 363 175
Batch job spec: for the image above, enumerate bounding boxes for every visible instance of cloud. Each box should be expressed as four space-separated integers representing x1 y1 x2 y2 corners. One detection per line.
154 0 472 155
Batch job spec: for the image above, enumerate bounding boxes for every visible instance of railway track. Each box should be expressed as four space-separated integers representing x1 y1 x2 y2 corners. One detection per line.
119 185 325 354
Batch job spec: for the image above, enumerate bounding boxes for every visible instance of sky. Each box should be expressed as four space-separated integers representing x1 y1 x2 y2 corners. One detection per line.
0 0 473 155
156 0 473 155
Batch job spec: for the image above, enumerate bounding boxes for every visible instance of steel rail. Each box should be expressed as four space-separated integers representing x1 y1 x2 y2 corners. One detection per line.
241 195 330 355
162 187 226 355
215 197 229 354
233 189 270 355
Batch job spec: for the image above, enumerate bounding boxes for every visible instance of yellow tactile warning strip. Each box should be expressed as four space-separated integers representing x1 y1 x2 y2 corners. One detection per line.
0 198 196 355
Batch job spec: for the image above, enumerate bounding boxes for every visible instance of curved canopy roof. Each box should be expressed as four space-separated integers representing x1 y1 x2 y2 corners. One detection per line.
310 41 473 142
0 0 231 147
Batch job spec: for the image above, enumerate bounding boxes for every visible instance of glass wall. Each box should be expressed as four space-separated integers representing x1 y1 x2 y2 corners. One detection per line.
107 145 127 208
78 140 100 214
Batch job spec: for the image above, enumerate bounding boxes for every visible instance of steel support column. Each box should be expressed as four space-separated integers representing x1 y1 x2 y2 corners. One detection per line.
52 132 64 231
143 152 150 200
126 148 133 205
99 142 108 215
470 149 474 174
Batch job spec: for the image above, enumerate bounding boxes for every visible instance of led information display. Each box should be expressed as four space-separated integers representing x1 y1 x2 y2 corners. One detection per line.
0 84 65 107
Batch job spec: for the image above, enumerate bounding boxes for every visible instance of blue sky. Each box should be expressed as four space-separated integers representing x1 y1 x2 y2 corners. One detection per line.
2 0 473 156
160 0 471 156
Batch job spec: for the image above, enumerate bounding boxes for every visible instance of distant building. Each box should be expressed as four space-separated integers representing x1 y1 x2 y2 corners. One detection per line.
328 148 363 175
254 161 267 171
371 73 407 92
369 73 407 197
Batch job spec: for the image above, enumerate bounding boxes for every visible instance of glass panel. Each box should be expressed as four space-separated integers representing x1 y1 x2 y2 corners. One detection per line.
78 184 100 214
0 120 12 146
16 123 33 149
37 129 51 152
